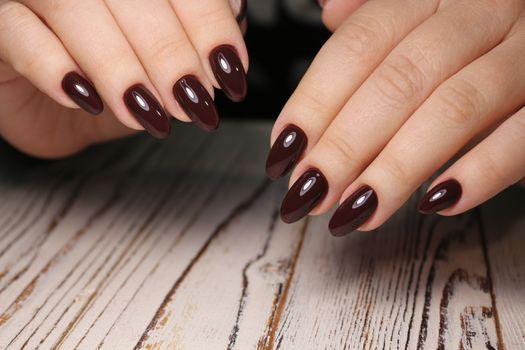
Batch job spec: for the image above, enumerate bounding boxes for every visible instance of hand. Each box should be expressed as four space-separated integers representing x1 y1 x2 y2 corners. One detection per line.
0 0 248 158
267 0 525 236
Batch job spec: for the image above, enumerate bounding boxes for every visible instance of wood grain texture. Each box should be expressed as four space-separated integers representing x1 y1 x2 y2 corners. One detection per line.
0 122 523 350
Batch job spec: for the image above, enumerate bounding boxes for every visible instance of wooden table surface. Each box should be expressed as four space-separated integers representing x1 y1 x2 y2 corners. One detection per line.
0 122 523 350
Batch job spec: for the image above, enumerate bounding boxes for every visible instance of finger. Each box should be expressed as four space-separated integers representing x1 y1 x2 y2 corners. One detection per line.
229 0 247 23
291 0 518 219
0 1 103 115
418 106 525 215
105 0 219 132
319 0 367 32
170 0 248 102
266 0 439 180
21 0 171 138
0 83 133 159
329 19 525 236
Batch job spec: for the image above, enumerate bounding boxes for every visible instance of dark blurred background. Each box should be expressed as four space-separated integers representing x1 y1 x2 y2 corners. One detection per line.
216 0 331 120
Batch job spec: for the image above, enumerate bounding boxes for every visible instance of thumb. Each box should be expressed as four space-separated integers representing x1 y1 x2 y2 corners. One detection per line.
319 0 367 32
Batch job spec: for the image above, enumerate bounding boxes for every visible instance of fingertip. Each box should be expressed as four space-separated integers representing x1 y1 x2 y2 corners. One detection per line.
320 0 366 32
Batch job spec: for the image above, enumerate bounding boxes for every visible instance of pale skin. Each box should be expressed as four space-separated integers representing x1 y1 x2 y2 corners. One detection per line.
0 0 248 157
0 0 524 231
272 0 525 231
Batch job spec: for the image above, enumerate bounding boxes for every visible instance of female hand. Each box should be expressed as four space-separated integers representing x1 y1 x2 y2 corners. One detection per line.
267 0 525 236
0 0 248 158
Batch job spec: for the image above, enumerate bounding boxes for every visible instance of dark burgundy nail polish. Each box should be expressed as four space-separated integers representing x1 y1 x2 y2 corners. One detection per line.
329 186 378 237
62 72 103 115
174 75 219 132
266 125 307 180
280 168 328 224
236 0 247 23
124 84 171 139
418 179 462 214
209 45 247 102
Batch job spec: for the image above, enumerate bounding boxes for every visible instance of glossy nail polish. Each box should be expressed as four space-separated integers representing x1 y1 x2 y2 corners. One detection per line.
124 84 171 139
209 45 247 102
266 125 307 180
329 186 378 237
62 72 103 115
174 75 219 132
236 0 247 23
418 179 462 214
280 168 328 224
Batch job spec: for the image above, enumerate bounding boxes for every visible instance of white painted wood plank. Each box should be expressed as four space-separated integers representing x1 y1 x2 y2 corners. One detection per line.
481 187 525 349
274 196 499 349
0 122 522 350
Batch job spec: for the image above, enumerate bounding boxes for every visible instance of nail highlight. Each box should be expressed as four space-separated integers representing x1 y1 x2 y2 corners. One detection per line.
418 179 462 214
124 84 171 139
329 186 378 237
174 75 219 132
62 72 103 115
280 168 328 224
209 45 247 102
266 125 307 180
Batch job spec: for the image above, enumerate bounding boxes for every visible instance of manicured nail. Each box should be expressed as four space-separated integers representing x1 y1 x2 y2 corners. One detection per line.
209 45 247 102
280 168 328 224
266 125 307 180
62 72 103 115
418 179 462 214
174 75 219 132
124 84 171 139
329 186 378 237
236 0 247 23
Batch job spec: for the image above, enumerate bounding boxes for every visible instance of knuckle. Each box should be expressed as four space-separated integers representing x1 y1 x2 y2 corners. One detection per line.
0 2 29 30
336 14 392 60
320 129 358 165
479 0 521 26
436 78 485 127
373 50 427 107
474 152 506 185
193 7 231 34
381 154 411 187
512 112 525 137
38 0 71 20
149 36 190 61
293 87 329 116
506 110 525 142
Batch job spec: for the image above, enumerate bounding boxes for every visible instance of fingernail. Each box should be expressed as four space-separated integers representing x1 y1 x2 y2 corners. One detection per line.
236 0 248 23
124 84 171 139
317 0 327 8
280 168 328 224
266 125 307 180
209 45 247 102
418 179 462 214
62 72 103 115
329 186 378 237
174 75 219 132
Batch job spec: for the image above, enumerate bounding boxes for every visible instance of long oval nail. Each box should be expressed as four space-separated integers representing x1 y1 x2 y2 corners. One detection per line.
418 179 462 214
174 75 219 132
266 125 307 180
329 186 378 237
280 168 328 224
124 84 171 139
62 72 103 115
209 45 247 102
